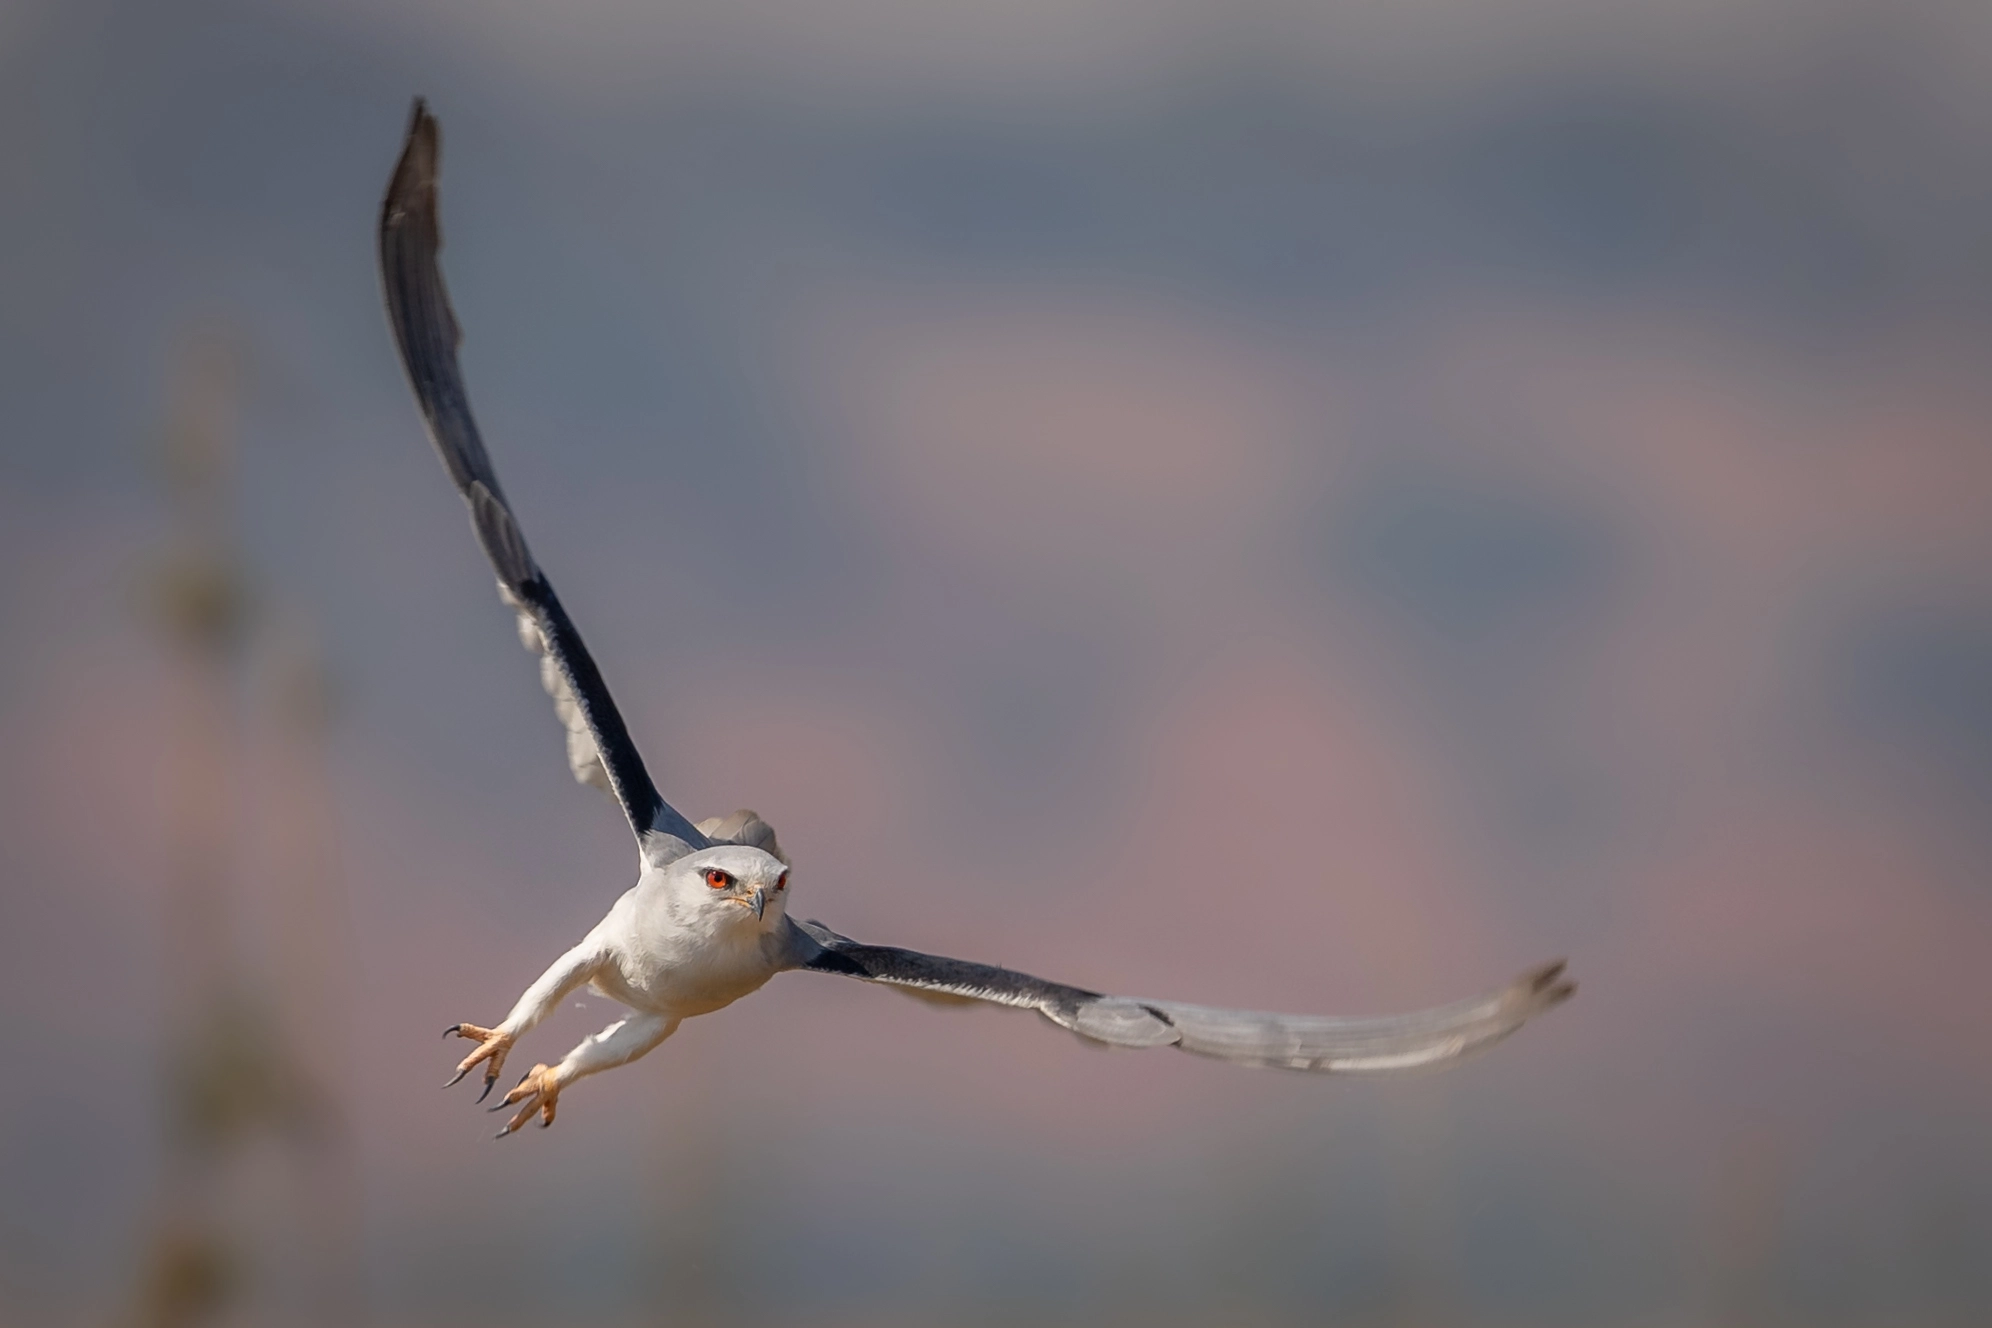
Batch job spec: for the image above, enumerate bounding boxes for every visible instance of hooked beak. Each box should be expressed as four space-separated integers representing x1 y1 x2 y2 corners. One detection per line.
749 887 768 920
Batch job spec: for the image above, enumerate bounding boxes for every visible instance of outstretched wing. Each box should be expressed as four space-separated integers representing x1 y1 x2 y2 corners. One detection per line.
787 919 1572 1072
378 98 708 858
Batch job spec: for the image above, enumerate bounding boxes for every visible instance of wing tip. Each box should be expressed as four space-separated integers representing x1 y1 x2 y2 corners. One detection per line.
1512 958 1576 1013
401 95 438 173
382 96 440 235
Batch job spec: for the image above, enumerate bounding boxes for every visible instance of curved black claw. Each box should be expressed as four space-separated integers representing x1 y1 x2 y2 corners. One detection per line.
488 1068 533 1112
474 1071 499 1105
443 1023 464 1039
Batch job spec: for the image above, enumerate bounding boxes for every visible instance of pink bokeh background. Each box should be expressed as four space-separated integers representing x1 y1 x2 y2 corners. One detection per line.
3 2 1990 1324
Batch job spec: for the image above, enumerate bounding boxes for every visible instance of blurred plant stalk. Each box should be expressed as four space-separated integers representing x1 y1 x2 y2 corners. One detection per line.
131 329 364 1328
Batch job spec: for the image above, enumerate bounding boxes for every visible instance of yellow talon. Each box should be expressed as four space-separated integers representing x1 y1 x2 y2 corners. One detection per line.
444 1023 514 1101
492 1063 562 1136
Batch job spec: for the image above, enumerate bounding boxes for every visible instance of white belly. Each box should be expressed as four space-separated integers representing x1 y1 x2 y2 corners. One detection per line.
591 916 782 1018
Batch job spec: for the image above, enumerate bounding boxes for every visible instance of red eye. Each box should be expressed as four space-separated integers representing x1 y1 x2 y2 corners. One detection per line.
775 871 788 891
704 868 733 890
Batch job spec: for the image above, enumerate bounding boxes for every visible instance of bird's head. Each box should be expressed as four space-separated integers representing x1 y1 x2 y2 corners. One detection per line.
668 844 790 930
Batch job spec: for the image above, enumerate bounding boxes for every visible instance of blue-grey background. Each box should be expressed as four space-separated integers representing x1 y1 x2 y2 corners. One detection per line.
3 1 1990 1324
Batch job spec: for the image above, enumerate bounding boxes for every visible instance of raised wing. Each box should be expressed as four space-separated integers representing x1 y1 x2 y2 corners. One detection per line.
787 919 1572 1072
379 99 708 858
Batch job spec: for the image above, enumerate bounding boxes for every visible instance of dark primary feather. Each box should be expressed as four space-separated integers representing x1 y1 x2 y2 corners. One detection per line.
378 99 708 855
787 919 1573 1072
789 918 1107 1017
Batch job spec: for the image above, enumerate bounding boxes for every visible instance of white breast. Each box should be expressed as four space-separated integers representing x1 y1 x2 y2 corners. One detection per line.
588 883 785 1018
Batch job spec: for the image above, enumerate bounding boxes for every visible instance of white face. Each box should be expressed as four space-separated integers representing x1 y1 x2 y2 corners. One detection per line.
669 844 790 929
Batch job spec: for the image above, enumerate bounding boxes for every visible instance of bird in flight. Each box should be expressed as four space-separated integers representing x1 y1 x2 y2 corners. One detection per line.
378 100 1574 1137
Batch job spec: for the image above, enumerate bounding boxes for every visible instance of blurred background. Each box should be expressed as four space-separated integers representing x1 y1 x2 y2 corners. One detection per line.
3 1 1990 1325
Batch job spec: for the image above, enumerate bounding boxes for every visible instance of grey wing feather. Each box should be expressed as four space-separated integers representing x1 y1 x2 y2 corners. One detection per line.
1132 965 1572 1071
378 99 708 858
787 919 1572 1072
